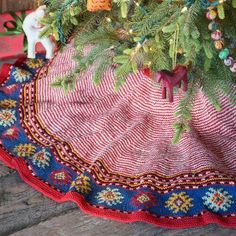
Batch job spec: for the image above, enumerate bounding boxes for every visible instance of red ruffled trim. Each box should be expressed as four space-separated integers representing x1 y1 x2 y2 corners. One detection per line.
1 59 236 229
14 56 27 67
0 56 27 85
0 63 12 85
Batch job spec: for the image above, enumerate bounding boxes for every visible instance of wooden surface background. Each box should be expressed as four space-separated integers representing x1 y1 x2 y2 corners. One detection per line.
0 0 38 13
1 162 236 236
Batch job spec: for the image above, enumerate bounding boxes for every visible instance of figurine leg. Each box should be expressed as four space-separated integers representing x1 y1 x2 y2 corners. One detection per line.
167 86 173 103
162 87 166 99
178 81 182 88
183 77 188 91
41 37 54 59
27 40 36 59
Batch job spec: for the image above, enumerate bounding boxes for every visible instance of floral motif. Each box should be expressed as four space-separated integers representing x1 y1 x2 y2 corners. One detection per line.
0 99 17 109
202 188 234 212
13 143 37 157
50 169 72 185
0 84 18 94
0 109 17 127
2 125 20 140
70 173 91 194
131 191 157 208
31 148 51 168
165 192 193 213
25 58 44 69
96 187 124 206
12 67 32 83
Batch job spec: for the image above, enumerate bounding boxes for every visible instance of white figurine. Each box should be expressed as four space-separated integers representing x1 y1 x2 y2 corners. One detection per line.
22 5 55 59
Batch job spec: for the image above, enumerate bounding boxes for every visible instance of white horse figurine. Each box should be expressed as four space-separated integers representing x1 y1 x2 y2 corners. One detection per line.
22 5 55 59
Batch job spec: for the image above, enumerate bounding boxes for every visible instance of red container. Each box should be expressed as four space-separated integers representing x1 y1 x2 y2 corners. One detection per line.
0 11 45 61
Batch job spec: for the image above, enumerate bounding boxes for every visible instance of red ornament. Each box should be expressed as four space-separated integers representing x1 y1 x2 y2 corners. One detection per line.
142 68 152 78
155 65 188 103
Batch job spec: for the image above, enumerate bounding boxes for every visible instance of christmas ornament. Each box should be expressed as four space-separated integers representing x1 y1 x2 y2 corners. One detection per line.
206 9 217 20
87 0 112 12
219 48 229 60
217 3 225 19
22 5 55 59
211 30 222 40
142 68 152 78
208 21 218 31
206 2 236 73
230 63 236 72
224 57 234 66
214 40 224 50
155 65 188 103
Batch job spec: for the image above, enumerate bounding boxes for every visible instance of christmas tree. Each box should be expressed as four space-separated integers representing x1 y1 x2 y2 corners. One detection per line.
41 0 236 143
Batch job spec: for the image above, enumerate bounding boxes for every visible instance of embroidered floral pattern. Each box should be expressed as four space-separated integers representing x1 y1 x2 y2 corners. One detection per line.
165 192 193 213
12 67 32 83
0 109 16 127
0 84 18 94
50 169 72 185
2 125 20 140
96 187 124 206
0 60 236 223
202 188 234 212
0 99 17 109
25 59 44 69
132 192 157 208
31 148 51 168
13 143 37 157
70 173 91 194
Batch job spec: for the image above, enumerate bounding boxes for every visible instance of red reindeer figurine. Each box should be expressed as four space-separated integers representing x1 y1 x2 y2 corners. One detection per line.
155 65 188 103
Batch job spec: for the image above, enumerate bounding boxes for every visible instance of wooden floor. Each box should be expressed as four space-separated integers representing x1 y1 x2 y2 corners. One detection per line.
0 0 38 13
0 60 236 235
1 159 236 235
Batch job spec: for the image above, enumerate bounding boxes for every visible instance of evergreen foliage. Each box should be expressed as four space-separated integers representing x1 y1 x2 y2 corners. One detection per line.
41 0 236 143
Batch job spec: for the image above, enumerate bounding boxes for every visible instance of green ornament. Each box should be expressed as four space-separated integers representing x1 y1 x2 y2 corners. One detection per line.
219 48 230 60
208 22 218 31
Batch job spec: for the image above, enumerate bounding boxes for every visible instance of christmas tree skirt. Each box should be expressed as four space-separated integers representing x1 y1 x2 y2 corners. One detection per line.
0 43 236 229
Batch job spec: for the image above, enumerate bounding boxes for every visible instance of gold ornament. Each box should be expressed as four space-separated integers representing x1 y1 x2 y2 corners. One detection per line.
177 48 184 54
214 40 224 50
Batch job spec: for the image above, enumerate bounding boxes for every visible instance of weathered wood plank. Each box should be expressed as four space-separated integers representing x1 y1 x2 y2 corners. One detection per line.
0 0 38 13
0 162 14 178
0 172 77 236
0 171 236 236
8 210 236 236
0 60 15 66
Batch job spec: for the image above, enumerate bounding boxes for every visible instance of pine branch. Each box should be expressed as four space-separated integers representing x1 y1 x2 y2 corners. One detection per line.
173 76 200 144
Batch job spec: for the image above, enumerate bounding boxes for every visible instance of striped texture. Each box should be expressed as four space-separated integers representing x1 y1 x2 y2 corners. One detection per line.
1 43 236 228
26 42 236 180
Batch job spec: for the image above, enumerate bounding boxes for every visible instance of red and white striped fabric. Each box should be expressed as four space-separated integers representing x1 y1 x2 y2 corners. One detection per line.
26 42 236 180
1 40 236 228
